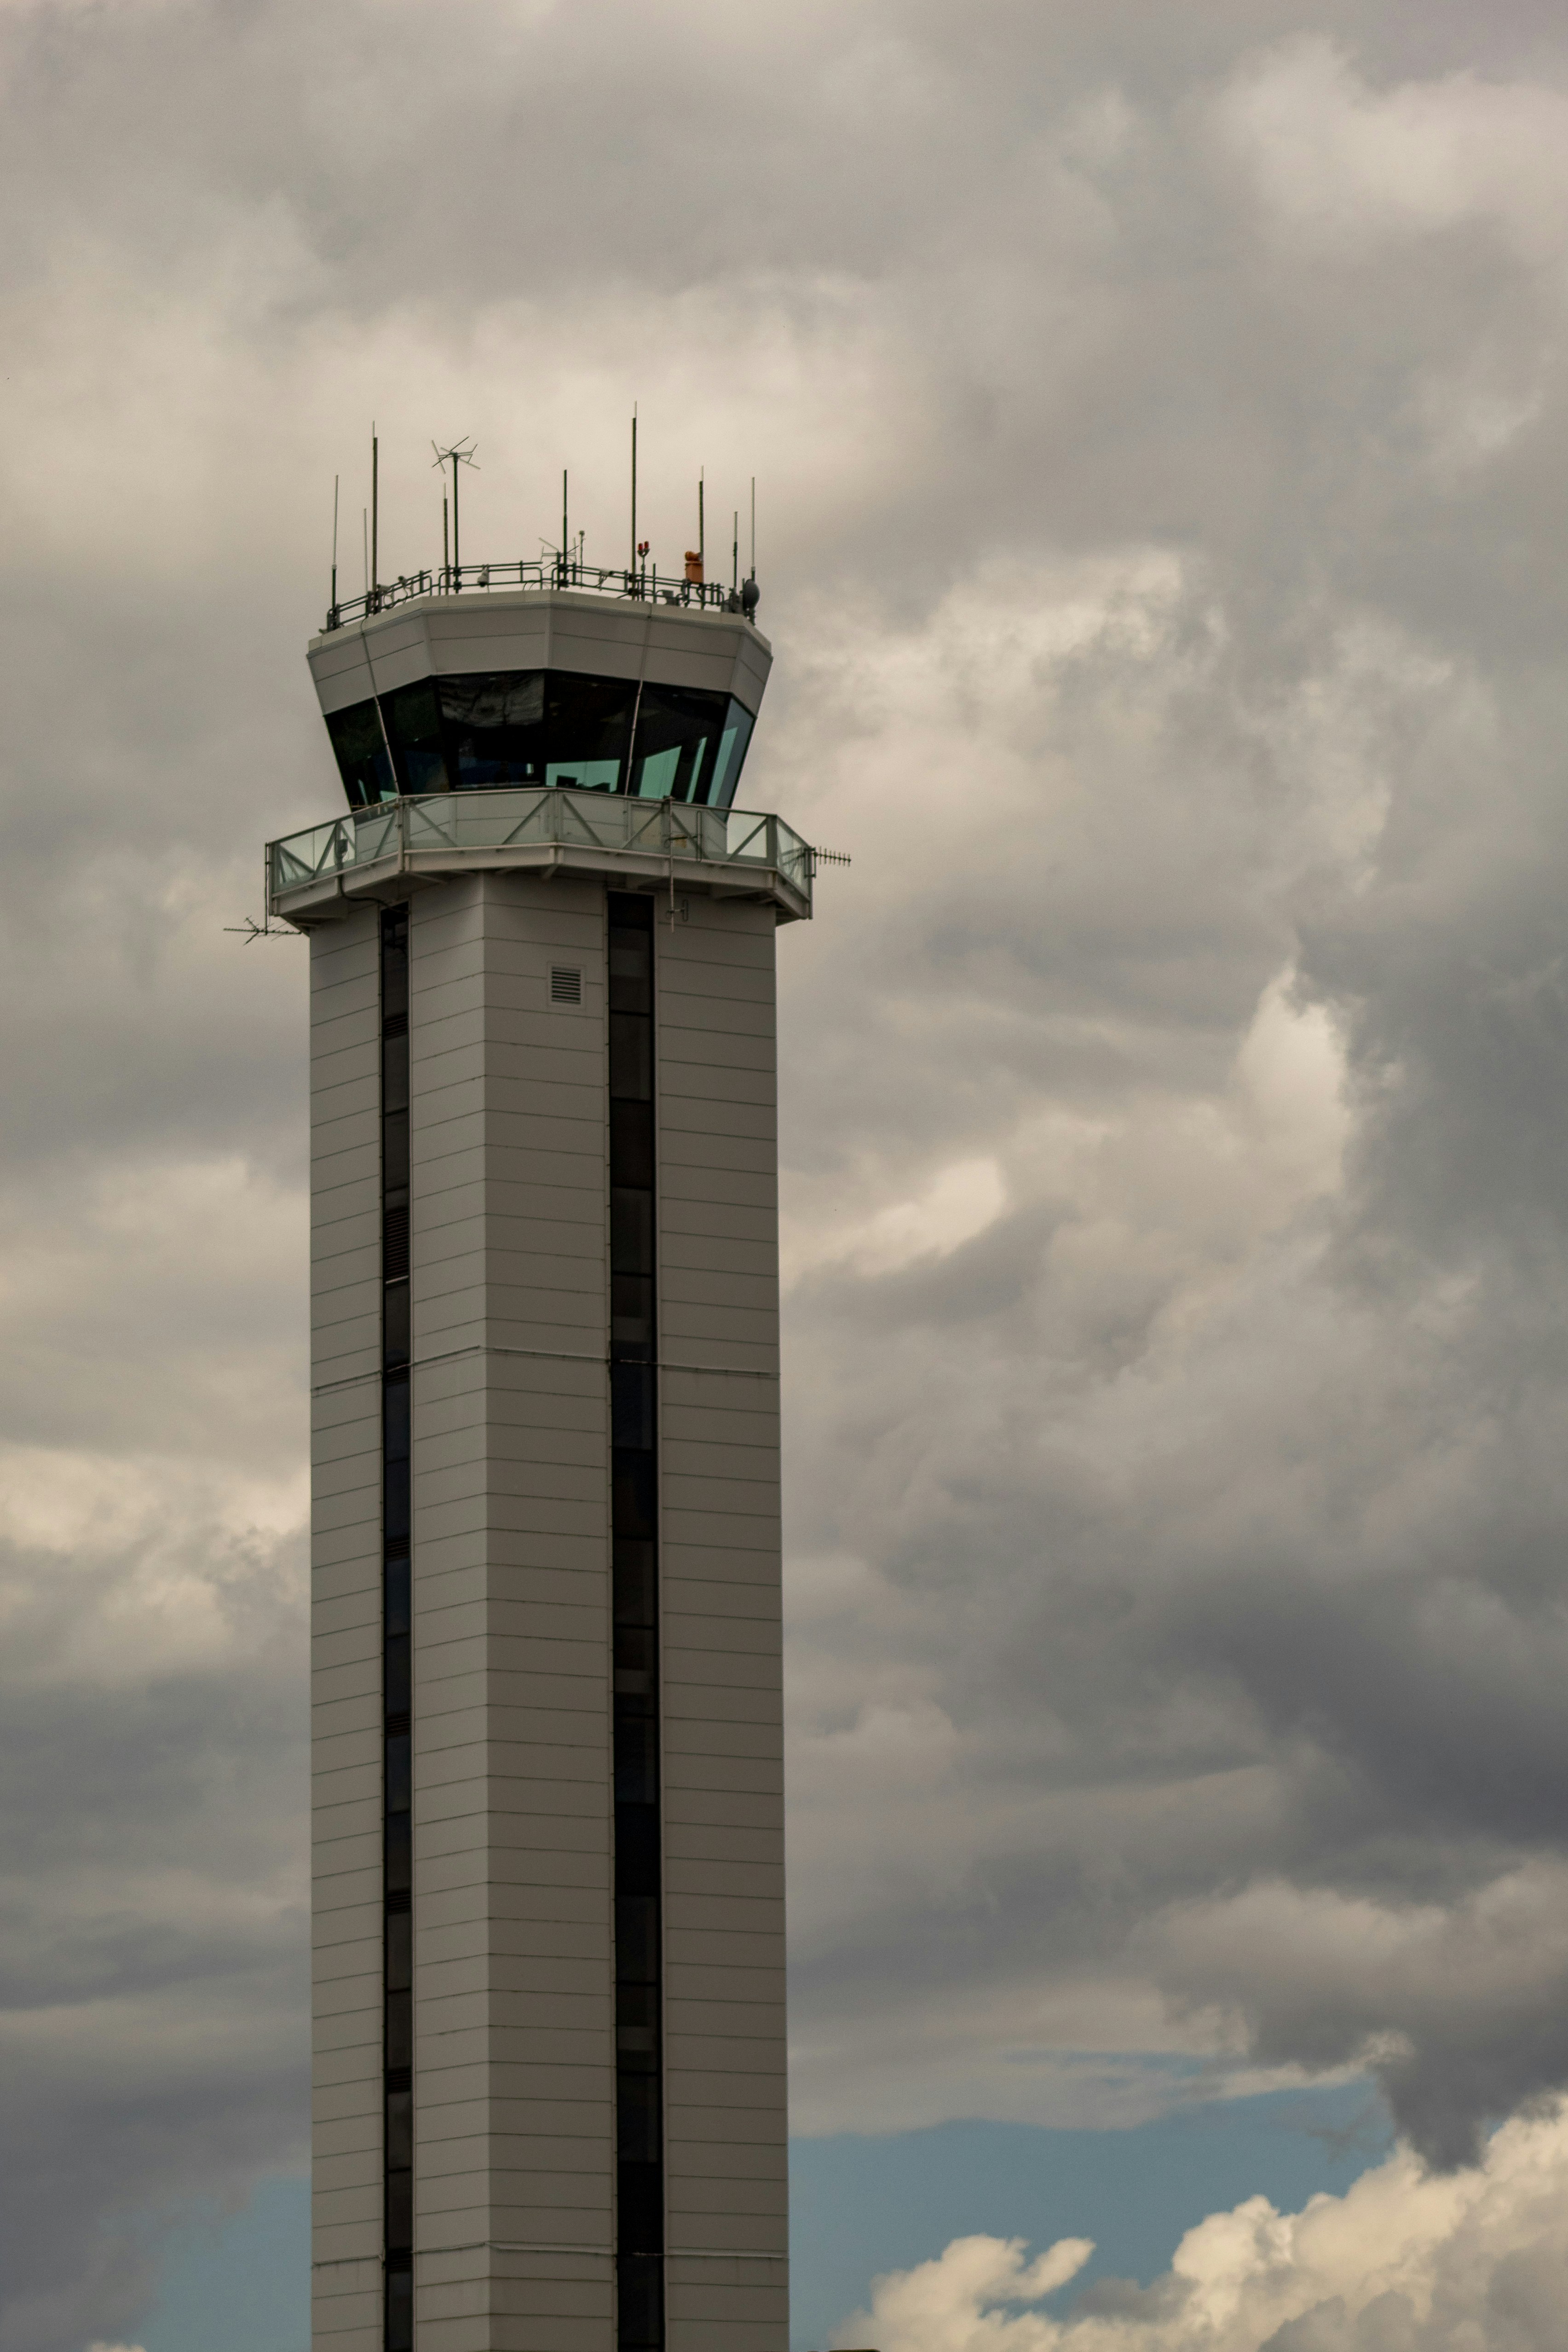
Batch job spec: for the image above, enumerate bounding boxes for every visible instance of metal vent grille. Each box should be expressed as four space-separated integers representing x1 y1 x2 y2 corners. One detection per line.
383 1204 410 1282
550 965 583 1007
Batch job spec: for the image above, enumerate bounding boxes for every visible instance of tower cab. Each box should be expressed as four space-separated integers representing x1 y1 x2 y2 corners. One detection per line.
307 585 772 813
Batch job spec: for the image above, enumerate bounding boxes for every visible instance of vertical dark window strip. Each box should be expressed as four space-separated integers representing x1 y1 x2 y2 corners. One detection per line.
608 892 664 2352
380 905 414 2352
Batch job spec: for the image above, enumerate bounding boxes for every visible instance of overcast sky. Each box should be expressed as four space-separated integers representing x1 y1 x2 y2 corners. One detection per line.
7 2 1568 2348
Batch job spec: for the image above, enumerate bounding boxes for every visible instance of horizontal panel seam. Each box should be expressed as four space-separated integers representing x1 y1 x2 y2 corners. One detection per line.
313 1343 778 1396
310 2244 790 2266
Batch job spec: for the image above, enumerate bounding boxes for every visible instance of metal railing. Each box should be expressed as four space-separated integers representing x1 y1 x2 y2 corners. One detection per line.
323 558 757 634
268 787 812 913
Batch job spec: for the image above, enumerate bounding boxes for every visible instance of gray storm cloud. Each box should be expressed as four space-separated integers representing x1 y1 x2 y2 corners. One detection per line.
4 1 1568 2345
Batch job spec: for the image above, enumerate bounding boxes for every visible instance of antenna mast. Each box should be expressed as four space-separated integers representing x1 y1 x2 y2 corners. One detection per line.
431 439 478 588
698 470 704 575
331 474 339 616
371 425 379 604
562 469 569 584
630 407 637 577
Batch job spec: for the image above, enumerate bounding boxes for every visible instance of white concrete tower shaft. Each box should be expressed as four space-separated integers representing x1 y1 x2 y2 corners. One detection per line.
276 587 806 2352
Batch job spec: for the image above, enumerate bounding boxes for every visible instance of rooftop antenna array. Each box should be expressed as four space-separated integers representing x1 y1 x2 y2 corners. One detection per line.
432 438 478 584
317 421 767 624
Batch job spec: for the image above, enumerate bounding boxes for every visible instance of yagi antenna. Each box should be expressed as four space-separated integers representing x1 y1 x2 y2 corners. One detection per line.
432 438 478 582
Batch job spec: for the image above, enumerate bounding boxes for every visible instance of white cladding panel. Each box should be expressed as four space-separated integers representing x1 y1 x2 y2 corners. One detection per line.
308 592 772 721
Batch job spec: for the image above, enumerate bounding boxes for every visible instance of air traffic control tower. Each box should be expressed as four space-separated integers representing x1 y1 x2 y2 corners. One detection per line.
267 553 809 2352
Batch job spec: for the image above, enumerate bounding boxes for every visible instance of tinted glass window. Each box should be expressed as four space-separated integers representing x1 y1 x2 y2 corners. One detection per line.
439 672 547 786
384 1554 411 1638
543 673 636 792
610 1100 654 1187
613 1540 657 1630
384 1630 410 1718
382 1110 409 1193
709 697 757 809
617 2073 662 2162
323 668 758 811
608 1013 652 1102
386 2254 413 2343
383 1376 410 1465
611 1191 654 1278
326 700 395 808
385 1812 411 1895
611 1360 656 1448
615 1891 659 1980
629 683 731 803
384 680 447 793
381 1032 409 1114
385 1731 412 1815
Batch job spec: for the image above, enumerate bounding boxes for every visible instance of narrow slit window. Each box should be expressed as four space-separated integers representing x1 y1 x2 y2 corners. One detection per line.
380 903 414 2351
608 890 663 2352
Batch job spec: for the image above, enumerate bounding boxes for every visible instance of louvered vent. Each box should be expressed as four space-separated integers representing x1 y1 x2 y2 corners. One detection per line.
383 1204 410 1282
551 965 583 1007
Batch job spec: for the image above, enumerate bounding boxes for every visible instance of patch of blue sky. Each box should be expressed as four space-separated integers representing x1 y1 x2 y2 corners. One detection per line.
137 2173 309 2352
789 2077 1393 2349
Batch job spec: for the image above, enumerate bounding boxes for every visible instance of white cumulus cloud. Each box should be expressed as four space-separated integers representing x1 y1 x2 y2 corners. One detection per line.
836 2104 1568 2352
